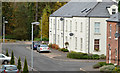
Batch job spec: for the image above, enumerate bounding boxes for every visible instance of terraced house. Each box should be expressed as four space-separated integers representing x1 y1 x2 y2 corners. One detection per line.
49 0 118 55
106 12 120 65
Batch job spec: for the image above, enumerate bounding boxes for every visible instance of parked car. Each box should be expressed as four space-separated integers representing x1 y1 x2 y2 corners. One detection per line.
37 44 50 52
0 54 11 64
31 42 40 50
0 65 19 73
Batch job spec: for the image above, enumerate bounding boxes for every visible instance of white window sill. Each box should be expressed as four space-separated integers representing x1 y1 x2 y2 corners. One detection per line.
94 33 101 35
115 38 118 40
108 37 111 39
93 50 100 52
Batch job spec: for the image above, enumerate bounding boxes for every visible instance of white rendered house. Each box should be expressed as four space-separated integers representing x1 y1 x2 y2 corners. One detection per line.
49 0 118 55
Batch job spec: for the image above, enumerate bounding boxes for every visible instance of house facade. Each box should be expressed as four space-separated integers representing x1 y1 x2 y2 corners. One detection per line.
106 12 120 65
49 0 118 55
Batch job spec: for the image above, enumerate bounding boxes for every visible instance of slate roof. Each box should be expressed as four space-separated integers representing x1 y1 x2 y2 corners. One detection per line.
107 12 120 22
50 0 117 17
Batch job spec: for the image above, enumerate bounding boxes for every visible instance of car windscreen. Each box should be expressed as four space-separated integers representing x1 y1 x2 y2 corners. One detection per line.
40 45 48 47
5 66 17 70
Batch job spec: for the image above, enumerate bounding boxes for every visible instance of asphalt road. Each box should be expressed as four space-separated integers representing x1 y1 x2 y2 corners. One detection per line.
2 43 96 72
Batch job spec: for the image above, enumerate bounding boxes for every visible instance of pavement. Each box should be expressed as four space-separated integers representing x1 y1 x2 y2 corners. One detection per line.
1 42 104 72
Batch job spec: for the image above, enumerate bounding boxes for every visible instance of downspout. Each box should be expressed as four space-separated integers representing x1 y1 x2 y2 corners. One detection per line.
88 17 90 54
63 17 65 48
55 17 57 44
118 22 120 65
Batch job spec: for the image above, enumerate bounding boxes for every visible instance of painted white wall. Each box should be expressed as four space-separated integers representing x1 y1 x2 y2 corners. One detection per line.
49 16 109 55
90 17 108 55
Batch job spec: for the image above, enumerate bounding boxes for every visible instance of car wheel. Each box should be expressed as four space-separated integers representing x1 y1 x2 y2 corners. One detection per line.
4 61 8 65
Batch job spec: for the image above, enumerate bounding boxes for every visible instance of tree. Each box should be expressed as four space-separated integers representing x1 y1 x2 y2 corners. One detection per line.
6 49 9 56
10 51 15 65
23 57 29 73
17 56 22 71
118 1 120 12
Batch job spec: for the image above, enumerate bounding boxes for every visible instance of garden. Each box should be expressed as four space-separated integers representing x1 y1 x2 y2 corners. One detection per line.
93 62 120 72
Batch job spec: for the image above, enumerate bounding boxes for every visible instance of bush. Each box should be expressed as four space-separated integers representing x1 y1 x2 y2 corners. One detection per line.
17 56 22 71
93 63 101 69
100 54 106 59
6 49 9 57
48 43 52 48
23 57 29 73
92 54 100 59
100 65 115 72
60 48 69 52
10 51 15 65
93 62 114 69
67 51 100 59
51 44 59 50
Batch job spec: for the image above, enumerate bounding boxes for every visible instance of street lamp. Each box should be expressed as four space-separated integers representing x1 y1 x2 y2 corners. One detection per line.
31 22 39 71
60 17 64 48
3 17 8 43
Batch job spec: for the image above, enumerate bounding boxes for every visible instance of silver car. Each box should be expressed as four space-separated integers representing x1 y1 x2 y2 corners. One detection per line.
1 65 19 73
37 44 50 53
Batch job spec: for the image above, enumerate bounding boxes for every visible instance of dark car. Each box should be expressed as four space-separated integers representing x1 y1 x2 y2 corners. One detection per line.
31 42 41 50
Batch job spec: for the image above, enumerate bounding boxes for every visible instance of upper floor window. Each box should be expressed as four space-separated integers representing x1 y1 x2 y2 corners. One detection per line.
109 24 112 37
66 20 68 32
75 22 77 32
57 20 59 30
53 19 55 29
94 22 100 33
50 19 52 29
61 20 63 31
70 20 72 32
116 24 118 33
112 9 116 14
80 22 83 32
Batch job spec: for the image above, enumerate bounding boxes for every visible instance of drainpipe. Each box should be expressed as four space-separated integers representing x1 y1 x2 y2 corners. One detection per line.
118 22 120 65
88 17 90 54
55 17 57 44
63 17 65 48
60 17 64 48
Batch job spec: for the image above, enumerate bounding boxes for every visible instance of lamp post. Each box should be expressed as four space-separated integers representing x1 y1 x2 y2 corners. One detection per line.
31 22 39 71
41 17 42 41
3 17 8 43
60 17 64 48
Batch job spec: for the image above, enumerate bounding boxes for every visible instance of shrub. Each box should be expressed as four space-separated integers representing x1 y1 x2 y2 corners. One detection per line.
98 62 107 66
55 45 60 50
10 51 15 65
113 66 120 72
23 57 29 73
51 44 59 50
92 54 100 59
100 65 115 72
6 49 9 57
17 56 22 71
93 63 101 69
100 54 106 59
48 43 52 48
60 48 69 52
67 51 100 59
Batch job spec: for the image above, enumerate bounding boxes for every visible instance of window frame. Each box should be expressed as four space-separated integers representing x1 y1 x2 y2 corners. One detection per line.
94 22 100 34
94 39 100 51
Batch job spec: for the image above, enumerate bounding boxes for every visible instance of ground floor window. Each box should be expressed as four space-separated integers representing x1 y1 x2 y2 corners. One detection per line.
94 39 99 51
